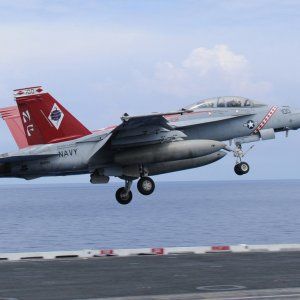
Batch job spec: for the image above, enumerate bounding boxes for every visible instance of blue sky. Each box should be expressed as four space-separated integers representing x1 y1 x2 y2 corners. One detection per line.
0 0 300 183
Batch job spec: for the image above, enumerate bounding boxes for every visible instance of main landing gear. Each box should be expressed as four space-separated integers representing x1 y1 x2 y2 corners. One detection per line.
137 177 155 195
232 143 253 176
115 180 133 205
115 176 156 205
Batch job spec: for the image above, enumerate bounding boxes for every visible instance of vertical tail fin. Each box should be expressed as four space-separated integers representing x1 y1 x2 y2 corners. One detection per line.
0 106 28 149
14 86 91 145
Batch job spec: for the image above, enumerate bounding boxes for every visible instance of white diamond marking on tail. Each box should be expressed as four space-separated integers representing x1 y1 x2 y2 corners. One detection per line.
48 104 64 130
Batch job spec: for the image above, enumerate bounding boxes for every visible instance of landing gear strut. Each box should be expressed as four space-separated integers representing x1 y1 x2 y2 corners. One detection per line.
137 177 155 195
115 180 133 205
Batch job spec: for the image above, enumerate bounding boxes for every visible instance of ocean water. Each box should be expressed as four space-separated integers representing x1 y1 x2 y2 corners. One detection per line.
0 180 299 253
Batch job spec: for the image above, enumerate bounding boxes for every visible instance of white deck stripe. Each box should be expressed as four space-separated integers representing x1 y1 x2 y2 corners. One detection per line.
219 294 300 300
0 244 300 261
80 293 300 300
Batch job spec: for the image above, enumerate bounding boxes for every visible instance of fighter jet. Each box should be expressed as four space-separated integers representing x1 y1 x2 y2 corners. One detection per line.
0 86 299 205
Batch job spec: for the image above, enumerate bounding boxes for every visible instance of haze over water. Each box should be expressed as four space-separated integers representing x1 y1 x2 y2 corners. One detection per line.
0 180 299 253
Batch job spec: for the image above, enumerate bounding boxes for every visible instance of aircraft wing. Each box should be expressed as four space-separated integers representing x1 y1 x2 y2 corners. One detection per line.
117 110 253 130
110 110 191 148
117 110 191 131
88 109 256 161
110 110 254 148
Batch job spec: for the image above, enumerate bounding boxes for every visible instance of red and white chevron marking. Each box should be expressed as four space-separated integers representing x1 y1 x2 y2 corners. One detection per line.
253 106 278 134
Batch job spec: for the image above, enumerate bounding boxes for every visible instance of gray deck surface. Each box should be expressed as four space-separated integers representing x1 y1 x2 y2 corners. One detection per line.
0 252 299 300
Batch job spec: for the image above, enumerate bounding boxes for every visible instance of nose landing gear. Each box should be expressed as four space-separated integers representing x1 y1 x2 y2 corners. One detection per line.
232 143 253 176
234 161 250 175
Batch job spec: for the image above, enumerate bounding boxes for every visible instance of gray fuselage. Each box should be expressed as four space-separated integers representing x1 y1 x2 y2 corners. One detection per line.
1 102 300 181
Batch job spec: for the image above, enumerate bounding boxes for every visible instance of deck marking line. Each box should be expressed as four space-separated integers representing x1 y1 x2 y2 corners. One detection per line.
215 293 300 300
196 285 245 291
78 295 300 300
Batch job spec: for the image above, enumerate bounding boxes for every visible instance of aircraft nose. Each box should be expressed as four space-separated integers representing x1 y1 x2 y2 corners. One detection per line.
289 110 300 129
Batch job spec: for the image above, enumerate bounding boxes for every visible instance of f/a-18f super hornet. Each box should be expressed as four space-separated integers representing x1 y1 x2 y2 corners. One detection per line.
0 86 299 204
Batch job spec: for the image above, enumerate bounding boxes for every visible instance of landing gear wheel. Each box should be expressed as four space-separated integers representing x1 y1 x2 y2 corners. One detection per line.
240 162 250 174
137 177 155 195
234 162 250 175
234 164 242 175
115 188 133 205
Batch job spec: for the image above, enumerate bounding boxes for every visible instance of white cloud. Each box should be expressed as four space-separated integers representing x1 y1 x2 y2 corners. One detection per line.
144 44 271 98
182 45 248 76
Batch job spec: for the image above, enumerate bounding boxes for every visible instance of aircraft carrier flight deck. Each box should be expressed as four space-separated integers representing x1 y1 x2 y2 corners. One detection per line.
0 249 299 300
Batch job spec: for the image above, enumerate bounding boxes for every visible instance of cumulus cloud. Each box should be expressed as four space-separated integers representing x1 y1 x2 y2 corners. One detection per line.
183 45 248 76
145 44 271 98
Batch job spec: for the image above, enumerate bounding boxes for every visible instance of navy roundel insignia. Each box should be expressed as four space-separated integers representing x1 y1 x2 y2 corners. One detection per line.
246 120 255 129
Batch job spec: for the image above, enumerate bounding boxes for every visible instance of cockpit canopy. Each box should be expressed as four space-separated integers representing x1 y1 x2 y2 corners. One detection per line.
185 96 266 110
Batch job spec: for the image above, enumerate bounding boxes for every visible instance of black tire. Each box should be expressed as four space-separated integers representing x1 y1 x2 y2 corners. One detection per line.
234 162 250 175
239 162 250 174
137 177 155 195
115 188 133 205
234 164 243 176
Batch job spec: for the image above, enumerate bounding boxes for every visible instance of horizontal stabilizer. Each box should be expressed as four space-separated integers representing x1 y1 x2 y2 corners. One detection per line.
0 106 28 149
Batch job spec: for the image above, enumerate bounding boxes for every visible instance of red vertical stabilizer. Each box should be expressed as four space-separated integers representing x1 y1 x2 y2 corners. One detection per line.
0 106 28 149
14 86 91 145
